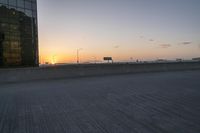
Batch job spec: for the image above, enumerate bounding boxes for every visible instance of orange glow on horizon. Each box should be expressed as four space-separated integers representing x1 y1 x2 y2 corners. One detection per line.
39 51 171 64
38 40 200 64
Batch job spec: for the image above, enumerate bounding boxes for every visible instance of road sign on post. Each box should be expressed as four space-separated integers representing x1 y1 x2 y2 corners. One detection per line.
103 57 113 63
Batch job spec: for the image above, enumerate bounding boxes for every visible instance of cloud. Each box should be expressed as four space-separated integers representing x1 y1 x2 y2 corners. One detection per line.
114 45 120 49
139 36 155 42
159 44 171 48
149 39 154 42
140 36 144 39
180 41 192 45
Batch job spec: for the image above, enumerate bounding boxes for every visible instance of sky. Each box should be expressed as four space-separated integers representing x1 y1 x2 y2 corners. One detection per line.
37 0 200 63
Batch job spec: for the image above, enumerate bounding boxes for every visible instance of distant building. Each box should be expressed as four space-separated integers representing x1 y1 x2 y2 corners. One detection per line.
156 59 167 63
0 0 38 67
176 58 183 62
192 57 200 61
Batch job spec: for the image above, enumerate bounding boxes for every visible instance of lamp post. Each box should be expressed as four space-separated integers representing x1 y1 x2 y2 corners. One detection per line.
77 48 83 64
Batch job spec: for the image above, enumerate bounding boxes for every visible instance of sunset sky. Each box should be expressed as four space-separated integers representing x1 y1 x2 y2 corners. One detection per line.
37 0 200 63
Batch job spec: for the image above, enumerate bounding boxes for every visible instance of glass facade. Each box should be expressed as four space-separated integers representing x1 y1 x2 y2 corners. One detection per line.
0 0 38 67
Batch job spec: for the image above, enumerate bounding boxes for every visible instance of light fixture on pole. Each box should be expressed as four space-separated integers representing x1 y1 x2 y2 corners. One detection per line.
77 48 83 64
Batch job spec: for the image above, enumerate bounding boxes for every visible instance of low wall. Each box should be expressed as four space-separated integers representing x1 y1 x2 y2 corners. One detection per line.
0 62 200 83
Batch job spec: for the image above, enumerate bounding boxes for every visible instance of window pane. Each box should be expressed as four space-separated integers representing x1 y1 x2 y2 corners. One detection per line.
9 0 16 6
17 7 24 13
25 0 31 9
25 9 32 17
31 2 36 10
17 0 24 8
0 0 8 4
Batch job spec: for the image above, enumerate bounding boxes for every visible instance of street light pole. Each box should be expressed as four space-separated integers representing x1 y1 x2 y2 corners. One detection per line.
77 48 82 64
77 49 79 64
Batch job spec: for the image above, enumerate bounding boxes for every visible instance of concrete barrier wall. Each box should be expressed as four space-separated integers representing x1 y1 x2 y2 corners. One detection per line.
0 62 200 83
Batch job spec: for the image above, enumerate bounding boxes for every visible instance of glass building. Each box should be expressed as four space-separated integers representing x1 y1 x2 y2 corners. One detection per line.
0 0 38 67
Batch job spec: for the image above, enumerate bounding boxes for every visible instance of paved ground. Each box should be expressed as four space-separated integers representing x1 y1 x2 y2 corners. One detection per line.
0 70 200 133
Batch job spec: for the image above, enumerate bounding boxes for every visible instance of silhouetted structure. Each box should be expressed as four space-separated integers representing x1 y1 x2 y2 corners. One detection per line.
0 0 38 67
192 57 200 61
103 57 113 63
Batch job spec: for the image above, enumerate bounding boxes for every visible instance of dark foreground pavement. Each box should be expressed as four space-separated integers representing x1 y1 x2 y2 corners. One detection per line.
0 71 200 133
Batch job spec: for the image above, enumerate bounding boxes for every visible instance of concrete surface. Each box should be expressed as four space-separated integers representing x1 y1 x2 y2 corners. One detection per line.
0 62 200 83
0 70 200 133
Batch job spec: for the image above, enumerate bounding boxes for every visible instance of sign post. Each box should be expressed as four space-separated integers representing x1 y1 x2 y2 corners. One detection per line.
103 57 113 63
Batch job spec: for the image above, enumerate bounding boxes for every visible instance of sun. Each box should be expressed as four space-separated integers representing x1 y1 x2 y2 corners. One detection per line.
51 55 56 65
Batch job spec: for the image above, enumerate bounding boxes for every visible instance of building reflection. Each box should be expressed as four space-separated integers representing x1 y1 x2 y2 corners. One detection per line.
0 0 38 67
